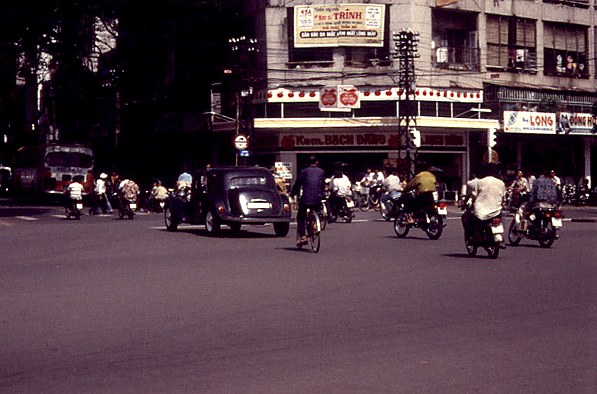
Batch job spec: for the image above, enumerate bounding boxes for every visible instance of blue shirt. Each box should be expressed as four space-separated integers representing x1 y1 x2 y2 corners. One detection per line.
291 166 325 205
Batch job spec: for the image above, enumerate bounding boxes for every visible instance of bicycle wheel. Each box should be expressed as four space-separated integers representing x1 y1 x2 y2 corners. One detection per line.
307 213 321 253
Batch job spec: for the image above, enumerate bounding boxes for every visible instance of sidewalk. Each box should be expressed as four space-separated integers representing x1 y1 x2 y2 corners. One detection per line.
561 205 597 222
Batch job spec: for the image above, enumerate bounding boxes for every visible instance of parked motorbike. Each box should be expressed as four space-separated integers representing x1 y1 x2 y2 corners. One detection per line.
393 191 447 240
462 208 504 259
508 202 563 248
66 196 83 220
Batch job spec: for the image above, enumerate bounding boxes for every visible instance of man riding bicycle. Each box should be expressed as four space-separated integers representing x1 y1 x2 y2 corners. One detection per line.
291 155 325 247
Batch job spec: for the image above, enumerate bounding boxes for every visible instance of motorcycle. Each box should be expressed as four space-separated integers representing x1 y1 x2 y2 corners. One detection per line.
330 191 354 223
380 190 402 221
393 191 447 240
66 196 83 220
462 207 504 259
508 202 563 248
118 195 138 219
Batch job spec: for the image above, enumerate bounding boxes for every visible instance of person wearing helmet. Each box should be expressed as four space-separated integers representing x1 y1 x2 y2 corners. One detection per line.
91 172 113 215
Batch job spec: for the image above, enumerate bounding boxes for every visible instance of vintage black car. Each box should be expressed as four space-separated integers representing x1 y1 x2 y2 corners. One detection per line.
164 166 292 236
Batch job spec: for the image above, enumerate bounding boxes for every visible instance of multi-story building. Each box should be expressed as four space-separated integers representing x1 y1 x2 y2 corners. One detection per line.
216 0 597 194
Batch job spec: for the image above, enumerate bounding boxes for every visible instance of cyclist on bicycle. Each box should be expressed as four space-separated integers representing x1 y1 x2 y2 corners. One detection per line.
291 155 325 247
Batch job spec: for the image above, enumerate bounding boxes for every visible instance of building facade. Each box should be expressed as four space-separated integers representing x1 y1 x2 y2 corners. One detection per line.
219 0 597 193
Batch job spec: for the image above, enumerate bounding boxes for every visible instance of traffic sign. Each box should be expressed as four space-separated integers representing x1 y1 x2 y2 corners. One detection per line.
234 135 249 150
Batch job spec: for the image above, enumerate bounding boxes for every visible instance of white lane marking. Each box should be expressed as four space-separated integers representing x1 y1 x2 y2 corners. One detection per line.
14 216 39 221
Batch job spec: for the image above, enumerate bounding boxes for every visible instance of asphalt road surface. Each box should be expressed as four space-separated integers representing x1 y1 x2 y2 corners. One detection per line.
1 202 596 393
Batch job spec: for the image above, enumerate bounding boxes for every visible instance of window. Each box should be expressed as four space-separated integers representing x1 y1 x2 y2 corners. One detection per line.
544 23 588 78
432 9 479 71
486 15 536 72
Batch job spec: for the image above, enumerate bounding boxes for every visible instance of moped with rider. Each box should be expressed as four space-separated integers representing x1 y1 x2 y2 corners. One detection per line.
508 192 563 248
393 190 447 240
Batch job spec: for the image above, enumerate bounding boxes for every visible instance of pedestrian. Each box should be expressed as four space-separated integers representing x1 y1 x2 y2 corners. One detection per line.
92 172 113 214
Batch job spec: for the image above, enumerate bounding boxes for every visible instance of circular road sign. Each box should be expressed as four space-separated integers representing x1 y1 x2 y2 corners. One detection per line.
234 135 249 150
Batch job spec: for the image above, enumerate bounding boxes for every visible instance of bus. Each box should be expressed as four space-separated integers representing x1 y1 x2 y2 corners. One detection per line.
13 143 94 199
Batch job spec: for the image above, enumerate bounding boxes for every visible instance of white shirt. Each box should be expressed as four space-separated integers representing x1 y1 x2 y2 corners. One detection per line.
331 174 352 196
467 176 505 221
95 178 107 194
67 182 84 200
383 174 402 192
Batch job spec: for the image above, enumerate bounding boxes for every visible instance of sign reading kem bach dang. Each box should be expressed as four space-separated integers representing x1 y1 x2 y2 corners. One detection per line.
294 4 385 48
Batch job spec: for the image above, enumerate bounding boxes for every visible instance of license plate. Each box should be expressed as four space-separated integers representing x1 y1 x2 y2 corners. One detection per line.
129 203 137 209
552 218 562 227
76 203 83 210
437 207 447 215
346 200 355 208
491 224 504 234
247 202 271 209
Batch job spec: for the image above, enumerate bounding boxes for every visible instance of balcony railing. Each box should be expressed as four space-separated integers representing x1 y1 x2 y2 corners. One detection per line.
432 47 480 71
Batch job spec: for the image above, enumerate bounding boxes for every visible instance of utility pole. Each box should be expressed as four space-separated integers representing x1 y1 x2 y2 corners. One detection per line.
393 29 420 180
228 36 258 166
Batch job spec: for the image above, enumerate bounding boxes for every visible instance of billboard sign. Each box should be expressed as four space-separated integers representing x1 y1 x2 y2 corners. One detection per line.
503 111 556 134
294 4 385 48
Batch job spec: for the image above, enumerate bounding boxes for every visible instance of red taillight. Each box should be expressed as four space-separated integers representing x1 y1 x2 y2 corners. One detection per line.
554 211 563 219
439 201 447 209
217 204 226 214
283 203 291 213
491 217 502 226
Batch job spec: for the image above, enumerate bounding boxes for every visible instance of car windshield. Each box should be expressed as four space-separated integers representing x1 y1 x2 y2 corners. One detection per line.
230 175 268 187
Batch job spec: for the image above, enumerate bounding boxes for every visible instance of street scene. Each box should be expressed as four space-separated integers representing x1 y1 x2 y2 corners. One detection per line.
1 1 597 392
1 198 595 393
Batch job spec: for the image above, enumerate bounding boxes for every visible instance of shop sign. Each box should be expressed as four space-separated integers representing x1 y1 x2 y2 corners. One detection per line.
274 162 293 180
294 4 385 48
281 132 395 149
558 112 596 135
503 111 556 134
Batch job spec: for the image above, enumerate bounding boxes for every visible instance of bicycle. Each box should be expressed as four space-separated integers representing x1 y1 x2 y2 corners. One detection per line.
297 207 321 253
357 184 381 211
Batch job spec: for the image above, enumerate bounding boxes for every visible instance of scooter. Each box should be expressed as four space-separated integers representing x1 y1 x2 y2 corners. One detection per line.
118 195 138 220
393 191 447 240
330 192 354 223
508 202 563 248
462 206 504 259
66 197 83 220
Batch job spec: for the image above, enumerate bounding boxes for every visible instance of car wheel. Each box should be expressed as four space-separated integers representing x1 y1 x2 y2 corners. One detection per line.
164 206 179 231
205 210 220 236
274 222 290 237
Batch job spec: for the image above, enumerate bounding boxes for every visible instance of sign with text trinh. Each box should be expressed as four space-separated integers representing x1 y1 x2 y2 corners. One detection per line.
294 4 385 48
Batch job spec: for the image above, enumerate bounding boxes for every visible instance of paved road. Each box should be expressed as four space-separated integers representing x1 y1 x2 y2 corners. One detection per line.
1 199 596 393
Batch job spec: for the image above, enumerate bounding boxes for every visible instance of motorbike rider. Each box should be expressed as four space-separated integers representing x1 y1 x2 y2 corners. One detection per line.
461 164 506 241
64 175 84 213
290 155 325 246
402 166 438 223
118 178 140 207
528 168 560 211
380 168 402 209
328 168 352 219
149 179 169 211
508 169 529 210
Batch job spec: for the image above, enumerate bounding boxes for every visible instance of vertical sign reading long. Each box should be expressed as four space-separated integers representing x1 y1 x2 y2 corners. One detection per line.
294 4 385 48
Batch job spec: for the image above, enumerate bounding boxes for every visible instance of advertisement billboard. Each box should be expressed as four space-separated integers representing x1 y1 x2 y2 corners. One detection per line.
294 4 385 48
